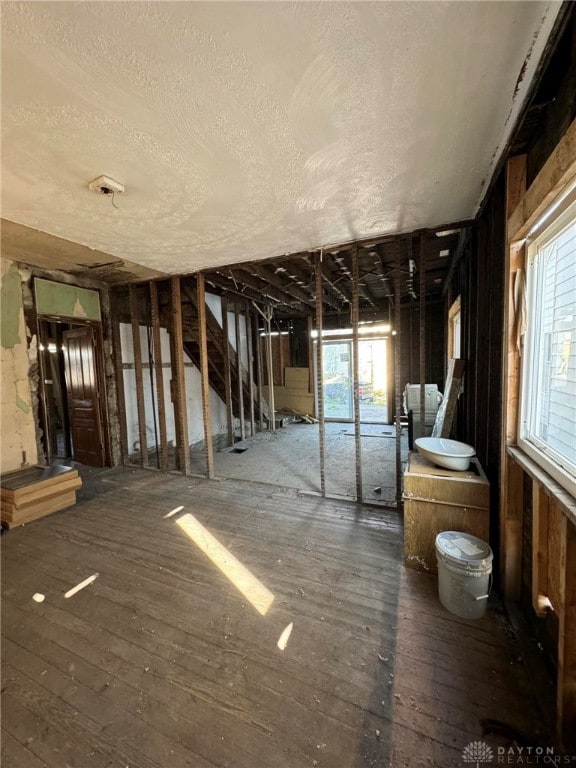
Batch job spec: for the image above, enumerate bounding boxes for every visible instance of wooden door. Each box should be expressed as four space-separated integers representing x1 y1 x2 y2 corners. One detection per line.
63 326 105 467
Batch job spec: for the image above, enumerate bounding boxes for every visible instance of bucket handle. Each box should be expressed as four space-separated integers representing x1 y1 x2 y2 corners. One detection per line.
470 573 493 601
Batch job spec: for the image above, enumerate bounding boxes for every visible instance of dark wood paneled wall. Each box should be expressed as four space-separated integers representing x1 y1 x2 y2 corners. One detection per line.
399 302 445 394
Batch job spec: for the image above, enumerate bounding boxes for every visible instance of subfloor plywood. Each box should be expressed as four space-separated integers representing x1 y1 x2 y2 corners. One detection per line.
0 467 549 767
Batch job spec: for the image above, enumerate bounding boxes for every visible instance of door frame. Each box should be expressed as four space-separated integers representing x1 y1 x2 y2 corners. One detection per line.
37 315 111 467
314 336 390 424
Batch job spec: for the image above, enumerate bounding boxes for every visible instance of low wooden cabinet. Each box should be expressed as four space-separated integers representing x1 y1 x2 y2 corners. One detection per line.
403 452 490 573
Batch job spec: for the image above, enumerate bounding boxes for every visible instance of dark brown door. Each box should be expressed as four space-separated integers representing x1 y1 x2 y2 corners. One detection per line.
63 326 105 467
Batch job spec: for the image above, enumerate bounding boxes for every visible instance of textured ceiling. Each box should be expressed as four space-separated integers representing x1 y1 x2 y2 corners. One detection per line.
1 1 561 274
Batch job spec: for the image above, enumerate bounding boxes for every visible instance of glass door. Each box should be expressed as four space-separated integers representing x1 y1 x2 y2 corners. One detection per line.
358 338 388 424
322 341 353 421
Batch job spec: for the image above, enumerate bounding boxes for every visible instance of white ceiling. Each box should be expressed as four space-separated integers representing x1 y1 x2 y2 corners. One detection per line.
1 1 561 274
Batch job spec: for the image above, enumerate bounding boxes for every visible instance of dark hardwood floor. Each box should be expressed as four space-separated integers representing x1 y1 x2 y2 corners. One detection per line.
1 467 545 767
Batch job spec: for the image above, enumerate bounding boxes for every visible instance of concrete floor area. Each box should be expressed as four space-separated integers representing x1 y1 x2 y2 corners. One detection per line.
213 422 408 504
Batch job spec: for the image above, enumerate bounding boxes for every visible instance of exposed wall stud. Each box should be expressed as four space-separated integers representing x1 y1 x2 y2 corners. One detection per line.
221 296 235 446
255 307 265 432
170 277 190 475
149 281 168 471
395 262 402 509
351 246 363 502
245 300 255 437
197 273 214 478
314 252 326 496
110 300 129 463
129 284 148 466
234 300 245 441
418 236 426 440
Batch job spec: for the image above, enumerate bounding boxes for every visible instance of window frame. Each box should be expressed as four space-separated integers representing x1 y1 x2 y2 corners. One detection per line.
447 296 462 362
518 198 576 499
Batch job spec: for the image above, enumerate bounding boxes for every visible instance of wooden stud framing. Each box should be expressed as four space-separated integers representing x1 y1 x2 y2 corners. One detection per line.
278 323 285 387
197 273 214 478
506 154 528 219
265 309 276 433
245 300 255 437
500 151 528 597
394 265 402 508
110 298 129 463
503 455 524 600
508 118 576 241
129 284 148 466
255 308 265 432
307 315 314 395
418 236 426 440
314 252 326 496
170 277 190 475
234 300 245 441
221 296 235 446
351 247 363 502
149 282 168 471
559 521 576 751
532 479 550 616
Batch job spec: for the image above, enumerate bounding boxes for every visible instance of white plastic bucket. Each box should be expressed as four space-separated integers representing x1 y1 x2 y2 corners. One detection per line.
435 531 493 619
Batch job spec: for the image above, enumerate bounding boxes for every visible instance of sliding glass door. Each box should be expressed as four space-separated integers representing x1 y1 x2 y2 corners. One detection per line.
319 337 388 423
322 341 353 421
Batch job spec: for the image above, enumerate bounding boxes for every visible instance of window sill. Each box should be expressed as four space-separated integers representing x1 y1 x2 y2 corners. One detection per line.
507 445 576 528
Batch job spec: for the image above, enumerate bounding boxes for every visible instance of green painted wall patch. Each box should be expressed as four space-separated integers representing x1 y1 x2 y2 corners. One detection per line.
34 278 101 321
1 264 23 349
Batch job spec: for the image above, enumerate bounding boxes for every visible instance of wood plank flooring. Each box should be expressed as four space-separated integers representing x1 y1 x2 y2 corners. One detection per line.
1 468 546 767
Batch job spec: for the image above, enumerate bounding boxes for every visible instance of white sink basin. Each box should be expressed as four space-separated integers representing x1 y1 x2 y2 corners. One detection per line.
415 437 476 471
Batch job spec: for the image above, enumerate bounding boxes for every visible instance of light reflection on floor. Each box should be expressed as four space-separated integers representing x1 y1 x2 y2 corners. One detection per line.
176 513 275 616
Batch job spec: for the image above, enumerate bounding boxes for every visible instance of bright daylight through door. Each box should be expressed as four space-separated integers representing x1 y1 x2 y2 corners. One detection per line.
322 338 388 423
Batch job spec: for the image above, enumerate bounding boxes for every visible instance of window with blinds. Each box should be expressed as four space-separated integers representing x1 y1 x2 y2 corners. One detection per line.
520 198 576 497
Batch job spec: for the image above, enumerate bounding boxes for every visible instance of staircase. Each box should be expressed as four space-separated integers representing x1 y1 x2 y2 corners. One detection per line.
178 282 268 431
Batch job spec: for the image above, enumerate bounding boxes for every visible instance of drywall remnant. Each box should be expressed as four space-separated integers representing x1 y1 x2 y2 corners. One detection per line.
0 264 22 348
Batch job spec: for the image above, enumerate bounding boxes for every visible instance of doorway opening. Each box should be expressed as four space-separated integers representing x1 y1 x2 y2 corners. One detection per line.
321 337 388 423
38 318 109 468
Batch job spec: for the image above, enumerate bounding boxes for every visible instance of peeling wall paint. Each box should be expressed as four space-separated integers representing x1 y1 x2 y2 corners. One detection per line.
0 259 39 473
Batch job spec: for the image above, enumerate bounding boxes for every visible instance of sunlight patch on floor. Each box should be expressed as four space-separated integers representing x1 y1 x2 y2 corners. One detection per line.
176 513 274 616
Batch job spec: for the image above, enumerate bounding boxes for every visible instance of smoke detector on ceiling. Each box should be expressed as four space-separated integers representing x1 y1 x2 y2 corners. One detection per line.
88 175 125 196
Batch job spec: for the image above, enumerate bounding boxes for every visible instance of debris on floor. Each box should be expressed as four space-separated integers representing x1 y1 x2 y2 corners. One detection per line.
32 592 45 603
